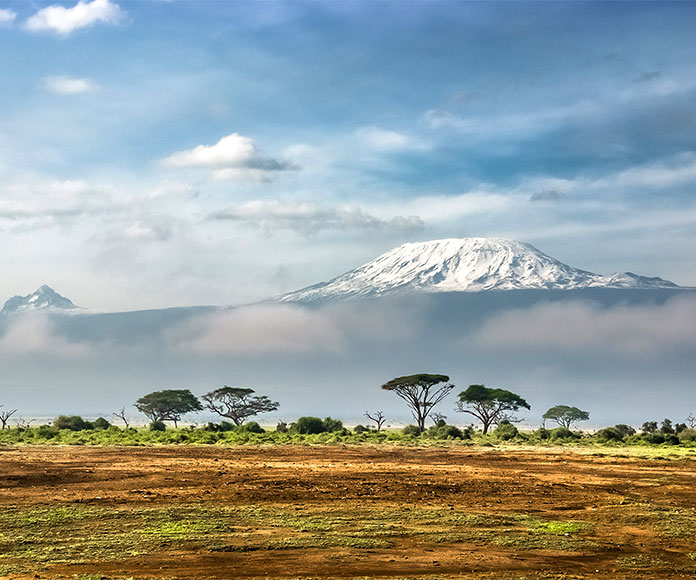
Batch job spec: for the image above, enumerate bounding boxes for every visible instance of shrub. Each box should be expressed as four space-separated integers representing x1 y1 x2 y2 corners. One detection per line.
36 424 58 439
596 427 624 442
239 421 264 433
322 417 344 433
149 421 167 431
548 427 578 441
435 424 466 440
493 422 518 441
53 415 92 431
678 428 696 443
291 416 326 434
402 424 421 436
534 427 550 440
92 417 111 430
644 432 665 444
276 421 288 433
353 424 369 434
613 424 636 438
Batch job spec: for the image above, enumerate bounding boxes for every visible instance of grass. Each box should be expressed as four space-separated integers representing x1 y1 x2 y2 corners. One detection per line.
0 501 602 573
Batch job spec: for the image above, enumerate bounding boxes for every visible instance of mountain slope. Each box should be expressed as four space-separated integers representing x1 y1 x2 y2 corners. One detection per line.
1 285 79 316
280 237 678 302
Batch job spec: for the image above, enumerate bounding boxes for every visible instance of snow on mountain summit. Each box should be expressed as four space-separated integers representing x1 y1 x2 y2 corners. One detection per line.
280 237 678 302
1 285 79 316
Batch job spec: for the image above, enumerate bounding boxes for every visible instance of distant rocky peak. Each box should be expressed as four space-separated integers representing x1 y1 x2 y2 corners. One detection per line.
1 285 79 316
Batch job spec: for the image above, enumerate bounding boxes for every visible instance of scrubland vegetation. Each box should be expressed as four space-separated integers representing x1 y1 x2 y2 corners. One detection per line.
2 414 696 450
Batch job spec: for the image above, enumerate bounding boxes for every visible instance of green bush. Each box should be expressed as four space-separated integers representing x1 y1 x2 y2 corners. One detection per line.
291 416 326 434
322 417 344 433
548 427 578 441
53 415 92 431
353 424 369 434
534 427 550 440
678 428 696 443
92 417 111 430
596 427 624 442
149 421 167 431
613 424 636 437
36 424 58 438
402 424 421 436
643 432 665 444
276 421 288 433
493 422 518 441
239 421 264 433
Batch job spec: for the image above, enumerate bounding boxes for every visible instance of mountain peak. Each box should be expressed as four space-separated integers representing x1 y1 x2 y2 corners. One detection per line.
1 285 79 316
280 237 678 302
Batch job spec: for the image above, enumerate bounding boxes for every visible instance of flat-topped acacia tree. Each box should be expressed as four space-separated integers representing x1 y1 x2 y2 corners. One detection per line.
134 389 202 428
381 373 454 432
202 386 279 426
542 405 590 429
456 384 530 434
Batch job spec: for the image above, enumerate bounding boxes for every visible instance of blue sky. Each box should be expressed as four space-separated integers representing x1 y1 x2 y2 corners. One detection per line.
1 0 696 310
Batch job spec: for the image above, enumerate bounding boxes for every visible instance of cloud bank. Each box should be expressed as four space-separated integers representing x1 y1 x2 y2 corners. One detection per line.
475 295 696 357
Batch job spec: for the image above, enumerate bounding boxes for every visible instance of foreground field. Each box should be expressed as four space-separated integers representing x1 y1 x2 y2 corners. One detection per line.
1 445 696 580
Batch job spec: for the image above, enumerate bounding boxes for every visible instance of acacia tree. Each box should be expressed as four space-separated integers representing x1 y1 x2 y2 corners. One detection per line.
134 389 202 427
456 384 530 434
381 374 454 432
542 405 590 429
364 410 386 432
201 386 279 426
0 406 17 430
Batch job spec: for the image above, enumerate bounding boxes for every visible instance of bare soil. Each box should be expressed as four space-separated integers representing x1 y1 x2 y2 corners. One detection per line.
1 444 696 579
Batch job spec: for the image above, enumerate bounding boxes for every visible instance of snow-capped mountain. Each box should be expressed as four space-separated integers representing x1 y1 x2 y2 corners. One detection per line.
280 237 679 302
0 285 79 316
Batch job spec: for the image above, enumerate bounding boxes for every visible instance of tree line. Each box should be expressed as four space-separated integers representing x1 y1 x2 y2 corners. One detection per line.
2 373 694 442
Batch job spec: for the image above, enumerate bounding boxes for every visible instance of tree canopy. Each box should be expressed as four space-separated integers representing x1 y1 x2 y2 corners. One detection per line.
381 373 454 432
542 405 590 429
134 389 202 427
201 386 279 426
456 384 530 434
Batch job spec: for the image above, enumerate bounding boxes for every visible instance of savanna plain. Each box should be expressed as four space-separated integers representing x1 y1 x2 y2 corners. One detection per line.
2 443 696 580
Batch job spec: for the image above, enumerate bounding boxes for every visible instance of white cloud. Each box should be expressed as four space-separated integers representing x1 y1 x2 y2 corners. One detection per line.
43 75 99 95
210 199 424 234
163 133 294 182
0 8 16 24
25 0 125 36
475 296 696 357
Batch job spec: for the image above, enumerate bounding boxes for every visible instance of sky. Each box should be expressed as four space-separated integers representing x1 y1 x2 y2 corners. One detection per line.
0 0 695 311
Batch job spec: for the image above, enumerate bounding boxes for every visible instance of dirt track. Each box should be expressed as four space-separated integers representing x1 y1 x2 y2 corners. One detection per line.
1 444 696 579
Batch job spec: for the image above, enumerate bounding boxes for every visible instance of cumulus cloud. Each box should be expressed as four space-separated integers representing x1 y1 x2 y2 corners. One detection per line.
163 133 294 182
43 75 98 95
209 200 424 234
25 0 125 36
0 8 16 24
475 295 696 357
0 314 93 358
